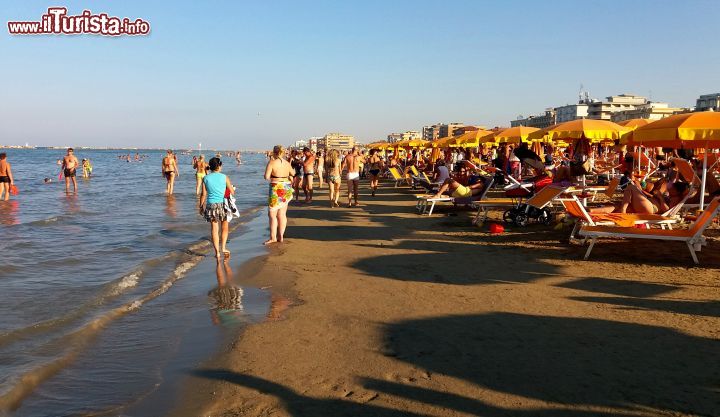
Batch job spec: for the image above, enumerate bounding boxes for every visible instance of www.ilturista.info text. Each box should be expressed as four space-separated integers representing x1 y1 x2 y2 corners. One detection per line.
8 7 150 36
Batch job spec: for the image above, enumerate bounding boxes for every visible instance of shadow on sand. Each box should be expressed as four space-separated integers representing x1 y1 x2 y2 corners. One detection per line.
370 312 720 416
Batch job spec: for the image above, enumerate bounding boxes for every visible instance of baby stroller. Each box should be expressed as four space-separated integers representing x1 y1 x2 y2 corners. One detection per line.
503 176 560 227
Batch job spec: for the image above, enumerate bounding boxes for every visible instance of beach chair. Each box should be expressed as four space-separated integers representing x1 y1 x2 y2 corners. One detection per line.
578 197 720 264
472 185 565 225
416 177 494 216
560 195 681 241
414 171 441 192
388 167 405 187
503 185 568 226
673 158 701 187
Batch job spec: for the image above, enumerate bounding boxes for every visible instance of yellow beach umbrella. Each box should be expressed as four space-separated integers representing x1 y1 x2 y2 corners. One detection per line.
526 123 561 142
633 111 720 209
543 119 629 143
493 126 541 144
395 138 429 148
449 129 494 147
633 111 720 148
618 118 654 145
431 135 455 148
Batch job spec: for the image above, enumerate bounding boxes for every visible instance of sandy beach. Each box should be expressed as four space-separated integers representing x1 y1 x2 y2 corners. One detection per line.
175 183 720 417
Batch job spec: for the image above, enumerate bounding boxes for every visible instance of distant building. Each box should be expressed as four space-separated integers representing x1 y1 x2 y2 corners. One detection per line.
319 133 355 151
696 93 720 111
555 103 589 123
439 123 466 138
611 102 686 122
511 109 557 128
587 94 649 120
402 130 421 141
387 133 403 143
293 139 308 149
422 124 441 141
308 137 322 151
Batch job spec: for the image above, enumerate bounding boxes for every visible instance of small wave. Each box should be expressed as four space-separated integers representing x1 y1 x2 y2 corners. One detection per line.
110 272 140 296
0 254 204 413
0 263 161 349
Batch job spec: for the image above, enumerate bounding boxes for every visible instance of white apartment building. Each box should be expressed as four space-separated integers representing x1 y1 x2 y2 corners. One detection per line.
555 103 589 123
510 109 557 128
611 102 686 122
587 94 648 120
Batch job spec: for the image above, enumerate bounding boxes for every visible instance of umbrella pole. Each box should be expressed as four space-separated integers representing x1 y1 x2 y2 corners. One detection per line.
700 144 708 211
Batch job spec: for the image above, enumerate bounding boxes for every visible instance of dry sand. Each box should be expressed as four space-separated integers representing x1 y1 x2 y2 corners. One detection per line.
178 182 720 417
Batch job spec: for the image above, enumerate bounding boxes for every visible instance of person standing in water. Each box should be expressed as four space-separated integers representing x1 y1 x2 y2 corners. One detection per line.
264 145 295 245
162 150 179 195
367 149 384 197
82 158 93 178
302 147 316 203
324 149 341 207
0 153 15 201
194 155 208 196
61 148 79 193
341 146 361 206
199 157 235 260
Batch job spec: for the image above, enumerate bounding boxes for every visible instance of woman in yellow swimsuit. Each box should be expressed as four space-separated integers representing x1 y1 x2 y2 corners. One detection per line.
194 155 208 196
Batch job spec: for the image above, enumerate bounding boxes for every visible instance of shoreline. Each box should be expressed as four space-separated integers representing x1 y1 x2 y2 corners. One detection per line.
179 183 720 417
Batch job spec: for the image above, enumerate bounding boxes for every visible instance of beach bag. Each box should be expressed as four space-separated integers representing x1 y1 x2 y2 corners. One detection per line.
9 184 19 195
224 193 239 221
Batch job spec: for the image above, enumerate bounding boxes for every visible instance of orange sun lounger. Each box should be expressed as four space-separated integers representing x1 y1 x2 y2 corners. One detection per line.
578 197 720 264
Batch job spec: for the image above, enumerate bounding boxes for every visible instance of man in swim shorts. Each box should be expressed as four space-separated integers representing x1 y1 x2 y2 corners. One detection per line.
0 153 14 201
341 146 361 206
62 148 79 193
301 147 316 203
162 149 179 195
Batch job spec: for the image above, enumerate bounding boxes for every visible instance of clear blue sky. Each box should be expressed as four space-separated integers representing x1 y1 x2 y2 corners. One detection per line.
1 0 719 149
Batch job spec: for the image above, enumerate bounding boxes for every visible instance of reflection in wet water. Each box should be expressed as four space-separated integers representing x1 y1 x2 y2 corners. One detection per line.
209 261 245 326
165 195 177 218
61 193 81 215
0 200 20 225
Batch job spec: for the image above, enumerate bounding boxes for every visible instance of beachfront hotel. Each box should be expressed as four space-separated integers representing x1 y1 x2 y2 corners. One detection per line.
318 132 355 151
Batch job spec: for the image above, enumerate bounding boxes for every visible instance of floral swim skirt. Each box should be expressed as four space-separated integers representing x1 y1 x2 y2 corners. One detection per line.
204 202 228 222
269 182 293 210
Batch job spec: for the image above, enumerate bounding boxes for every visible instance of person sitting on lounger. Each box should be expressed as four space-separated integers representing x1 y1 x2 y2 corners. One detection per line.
432 177 486 199
618 179 689 214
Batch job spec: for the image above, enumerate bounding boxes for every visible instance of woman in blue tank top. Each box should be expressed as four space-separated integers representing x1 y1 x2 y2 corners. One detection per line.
199 157 235 260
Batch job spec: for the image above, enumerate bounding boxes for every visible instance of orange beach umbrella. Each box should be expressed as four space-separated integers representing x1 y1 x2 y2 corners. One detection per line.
632 111 720 209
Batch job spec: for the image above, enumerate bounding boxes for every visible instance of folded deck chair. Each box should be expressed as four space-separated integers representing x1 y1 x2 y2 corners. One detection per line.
560 195 681 241
472 184 565 225
578 196 720 264
388 167 406 187
416 176 494 216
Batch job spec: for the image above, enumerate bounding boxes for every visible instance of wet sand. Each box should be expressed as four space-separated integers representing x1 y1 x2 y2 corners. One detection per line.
179 182 720 417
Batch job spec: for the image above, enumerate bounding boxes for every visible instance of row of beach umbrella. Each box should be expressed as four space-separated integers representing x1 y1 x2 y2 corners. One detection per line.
367 111 720 208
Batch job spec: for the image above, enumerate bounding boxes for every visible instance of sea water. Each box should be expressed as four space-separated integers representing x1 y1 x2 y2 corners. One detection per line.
0 149 271 416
